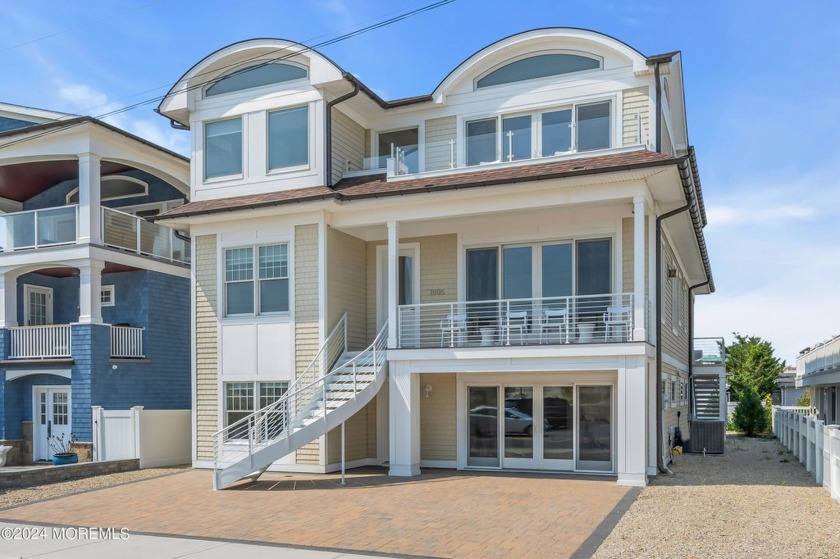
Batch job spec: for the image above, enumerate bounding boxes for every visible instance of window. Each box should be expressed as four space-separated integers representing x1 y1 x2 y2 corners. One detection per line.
376 128 419 173
101 285 115 307
670 376 677 409
67 176 148 204
465 100 611 166
224 244 289 316
476 53 601 89
205 118 242 179
268 106 309 171
207 63 307 97
224 382 289 427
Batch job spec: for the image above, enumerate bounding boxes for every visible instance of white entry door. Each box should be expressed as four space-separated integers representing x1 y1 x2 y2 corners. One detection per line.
33 387 72 461
24 285 53 326
376 244 420 346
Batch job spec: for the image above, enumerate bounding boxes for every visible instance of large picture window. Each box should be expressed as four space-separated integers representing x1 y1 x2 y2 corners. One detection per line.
205 118 242 179
224 244 289 316
224 382 289 427
268 106 309 171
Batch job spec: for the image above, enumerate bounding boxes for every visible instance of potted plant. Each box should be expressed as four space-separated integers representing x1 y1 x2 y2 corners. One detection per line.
48 433 78 465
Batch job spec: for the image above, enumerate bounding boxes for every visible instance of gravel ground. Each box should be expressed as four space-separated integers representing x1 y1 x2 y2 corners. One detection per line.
0 466 188 510
593 435 840 559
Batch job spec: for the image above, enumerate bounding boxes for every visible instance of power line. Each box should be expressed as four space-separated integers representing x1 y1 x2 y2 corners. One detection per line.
0 0 455 152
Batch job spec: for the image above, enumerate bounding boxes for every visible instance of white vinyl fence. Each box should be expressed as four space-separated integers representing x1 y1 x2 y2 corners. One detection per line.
773 407 840 503
92 406 190 468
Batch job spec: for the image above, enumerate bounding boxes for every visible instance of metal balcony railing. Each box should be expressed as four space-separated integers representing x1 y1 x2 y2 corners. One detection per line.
693 337 726 365
798 335 840 377
0 206 78 251
102 207 190 264
397 293 635 349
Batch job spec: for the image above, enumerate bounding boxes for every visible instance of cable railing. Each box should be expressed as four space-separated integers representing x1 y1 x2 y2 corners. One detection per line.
693 337 726 365
397 293 635 349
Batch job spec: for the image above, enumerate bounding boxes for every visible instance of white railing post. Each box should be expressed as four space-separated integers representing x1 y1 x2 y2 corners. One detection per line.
816 419 825 486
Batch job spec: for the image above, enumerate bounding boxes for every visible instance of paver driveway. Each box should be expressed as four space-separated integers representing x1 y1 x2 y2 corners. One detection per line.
0 468 634 559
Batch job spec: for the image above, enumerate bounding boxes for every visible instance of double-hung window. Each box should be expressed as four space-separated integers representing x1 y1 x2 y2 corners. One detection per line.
205 118 242 179
224 381 289 427
268 106 309 171
465 100 611 166
224 244 289 316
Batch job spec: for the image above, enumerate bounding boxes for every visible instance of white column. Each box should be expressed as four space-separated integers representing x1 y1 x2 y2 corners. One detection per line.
618 355 648 486
647 205 657 345
0 272 18 328
78 153 102 244
647 359 657 477
78 260 104 324
388 364 420 476
387 221 399 348
633 196 646 341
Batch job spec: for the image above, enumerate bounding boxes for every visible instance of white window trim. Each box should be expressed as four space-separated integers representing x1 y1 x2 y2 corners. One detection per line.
223 242 290 318
23 284 53 326
266 104 312 175
222 380 289 429
203 59 309 99
66 175 149 205
473 49 604 91
203 116 244 183
101 285 115 307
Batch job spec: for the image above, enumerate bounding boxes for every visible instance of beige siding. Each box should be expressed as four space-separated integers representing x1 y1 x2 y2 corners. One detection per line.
331 108 366 184
327 227 367 350
366 234 458 341
662 364 690 457
661 236 689 364
364 129 371 160
622 86 650 146
420 373 457 461
622 217 633 293
195 235 219 462
425 116 456 171
326 399 377 464
295 223 321 464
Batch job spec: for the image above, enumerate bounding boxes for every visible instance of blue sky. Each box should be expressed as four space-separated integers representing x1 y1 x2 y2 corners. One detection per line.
2 0 839 362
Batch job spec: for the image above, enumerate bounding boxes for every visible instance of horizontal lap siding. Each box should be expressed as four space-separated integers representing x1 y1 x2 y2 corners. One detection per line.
327 228 367 350
425 116 456 172
331 109 366 183
662 363 689 456
295 223 321 465
420 373 456 461
326 399 376 464
622 87 650 146
195 235 218 462
661 237 689 364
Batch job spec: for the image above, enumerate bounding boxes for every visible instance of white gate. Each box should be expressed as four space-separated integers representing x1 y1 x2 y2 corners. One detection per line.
92 407 138 462
92 406 190 467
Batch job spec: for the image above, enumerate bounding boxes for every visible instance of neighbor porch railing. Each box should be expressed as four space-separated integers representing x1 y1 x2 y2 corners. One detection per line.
397 293 634 349
798 335 840 377
0 205 78 251
773 407 840 504
9 324 72 359
693 337 726 365
110 325 144 358
102 207 190 264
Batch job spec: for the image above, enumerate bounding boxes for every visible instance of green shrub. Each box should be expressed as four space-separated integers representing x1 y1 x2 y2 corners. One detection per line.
733 388 768 436
795 390 811 407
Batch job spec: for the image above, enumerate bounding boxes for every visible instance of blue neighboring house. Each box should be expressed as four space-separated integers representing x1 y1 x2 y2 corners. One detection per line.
0 103 191 465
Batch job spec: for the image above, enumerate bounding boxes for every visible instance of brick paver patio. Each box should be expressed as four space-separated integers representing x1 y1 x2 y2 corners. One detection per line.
0 468 634 558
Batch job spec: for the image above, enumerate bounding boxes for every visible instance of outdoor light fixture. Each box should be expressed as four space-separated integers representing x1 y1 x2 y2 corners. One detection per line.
667 266 677 278
111 364 118 371
424 384 433 398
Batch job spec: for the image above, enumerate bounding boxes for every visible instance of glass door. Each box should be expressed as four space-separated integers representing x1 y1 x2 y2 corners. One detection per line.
468 386 500 467
25 285 53 326
542 386 574 469
576 385 613 472
34 387 72 461
502 386 536 469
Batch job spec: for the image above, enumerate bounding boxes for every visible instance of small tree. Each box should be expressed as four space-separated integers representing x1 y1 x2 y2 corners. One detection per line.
732 387 768 436
726 333 785 399
795 390 811 407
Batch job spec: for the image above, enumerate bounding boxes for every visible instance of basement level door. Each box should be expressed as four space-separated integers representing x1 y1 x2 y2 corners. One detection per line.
33 387 72 461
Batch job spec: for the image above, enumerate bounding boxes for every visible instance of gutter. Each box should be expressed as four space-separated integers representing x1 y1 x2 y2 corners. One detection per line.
325 76 360 187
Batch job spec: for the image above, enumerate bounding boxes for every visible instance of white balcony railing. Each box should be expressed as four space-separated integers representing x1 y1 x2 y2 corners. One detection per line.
0 205 78 251
397 293 634 349
102 207 190 264
110 325 144 358
798 335 840 377
9 325 72 359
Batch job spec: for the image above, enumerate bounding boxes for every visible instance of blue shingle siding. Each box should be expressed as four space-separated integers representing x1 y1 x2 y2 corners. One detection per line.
22 169 186 211
0 369 71 440
0 116 36 133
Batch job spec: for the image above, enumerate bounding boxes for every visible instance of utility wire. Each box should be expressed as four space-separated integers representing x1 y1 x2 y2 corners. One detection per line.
0 0 455 152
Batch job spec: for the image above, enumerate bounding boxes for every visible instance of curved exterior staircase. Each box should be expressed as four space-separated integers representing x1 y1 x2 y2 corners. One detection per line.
212 316 388 489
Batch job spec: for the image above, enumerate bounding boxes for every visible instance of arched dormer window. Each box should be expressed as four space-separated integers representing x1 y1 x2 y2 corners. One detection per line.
206 62 308 97
476 53 601 89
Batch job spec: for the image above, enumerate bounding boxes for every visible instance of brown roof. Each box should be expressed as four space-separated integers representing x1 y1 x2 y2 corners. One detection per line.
156 150 678 220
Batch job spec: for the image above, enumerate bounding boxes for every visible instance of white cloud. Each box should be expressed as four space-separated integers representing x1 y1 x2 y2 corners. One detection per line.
706 204 815 228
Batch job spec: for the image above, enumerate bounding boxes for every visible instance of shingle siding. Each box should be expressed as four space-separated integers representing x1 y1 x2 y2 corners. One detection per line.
661 236 689 364
195 235 219 462
295 223 321 464
622 86 650 147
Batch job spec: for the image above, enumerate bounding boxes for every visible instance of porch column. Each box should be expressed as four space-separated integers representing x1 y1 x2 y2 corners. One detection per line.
647 204 657 345
389 363 420 476
633 196 646 341
618 355 648 486
0 272 18 328
387 220 399 348
78 260 104 324
78 153 102 245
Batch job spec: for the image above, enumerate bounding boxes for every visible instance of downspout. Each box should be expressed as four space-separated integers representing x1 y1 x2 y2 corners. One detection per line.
687 280 710 422
325 76 360 187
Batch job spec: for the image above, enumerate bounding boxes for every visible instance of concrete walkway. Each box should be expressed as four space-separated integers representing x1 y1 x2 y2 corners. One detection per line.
0 467 635 558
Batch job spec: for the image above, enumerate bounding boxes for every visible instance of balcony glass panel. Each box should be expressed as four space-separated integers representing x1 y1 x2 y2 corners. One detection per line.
577 102 611 152
542 109 572 155
466 118 497 166
377 128 419 173
502 115 531 162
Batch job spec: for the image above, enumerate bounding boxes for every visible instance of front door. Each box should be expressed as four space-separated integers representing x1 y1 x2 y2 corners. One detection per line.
376 244 420 345
33 387 72 461
24 285 53 326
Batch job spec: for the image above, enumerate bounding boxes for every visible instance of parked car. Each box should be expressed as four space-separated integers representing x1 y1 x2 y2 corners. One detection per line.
470 405 544 437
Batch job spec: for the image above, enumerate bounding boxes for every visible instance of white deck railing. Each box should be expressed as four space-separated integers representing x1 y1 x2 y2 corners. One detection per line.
773 407 840 503
9 325 72 359
102 207 190 264
397 293 634 349
0 205 78 251
798 335 840 377
110 325 144 358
